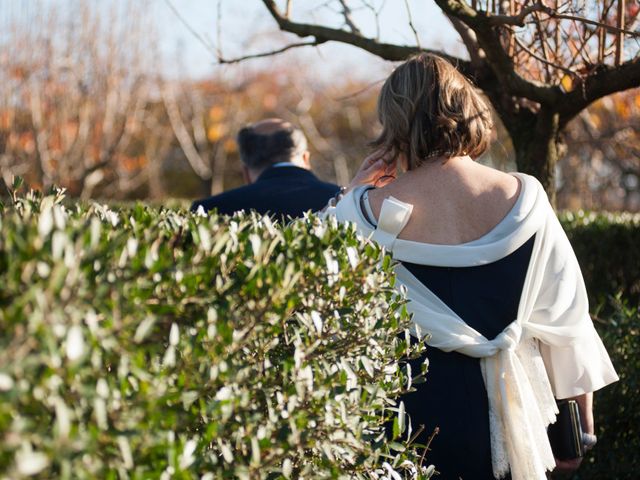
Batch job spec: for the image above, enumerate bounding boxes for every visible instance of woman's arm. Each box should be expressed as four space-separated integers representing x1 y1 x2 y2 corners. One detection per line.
318 151 396 214
573 391 594 435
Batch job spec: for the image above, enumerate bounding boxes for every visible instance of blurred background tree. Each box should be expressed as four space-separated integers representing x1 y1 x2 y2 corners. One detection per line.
0 1 163 199
561 89 640 210
0 0 638 211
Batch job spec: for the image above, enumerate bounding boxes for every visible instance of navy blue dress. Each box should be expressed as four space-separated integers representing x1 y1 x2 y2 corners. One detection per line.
398 235 535 480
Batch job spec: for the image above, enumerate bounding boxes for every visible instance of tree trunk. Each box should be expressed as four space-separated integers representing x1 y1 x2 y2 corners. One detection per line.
502 106 565 207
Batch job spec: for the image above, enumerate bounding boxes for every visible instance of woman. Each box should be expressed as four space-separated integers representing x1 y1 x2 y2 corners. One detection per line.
325 54 618 479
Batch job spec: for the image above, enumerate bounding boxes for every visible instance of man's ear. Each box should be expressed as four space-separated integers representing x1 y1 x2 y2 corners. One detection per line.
242 166 253 184
301 151 311 169
399 153 409 173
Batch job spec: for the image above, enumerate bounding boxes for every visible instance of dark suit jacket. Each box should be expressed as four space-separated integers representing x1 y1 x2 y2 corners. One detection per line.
191 166 340 218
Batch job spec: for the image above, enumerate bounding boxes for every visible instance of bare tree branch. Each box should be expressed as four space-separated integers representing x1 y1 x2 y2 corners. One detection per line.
332 77 386 101
616 0 626 65
361 0 385 40
338 0 362 35
216 0 224 59
403 0 421 48
484 0 639 38
486 3 547 26
513 35 575 76
565 17 600 70
446 14 485 68
435 0 560 103
244 0 639 199
549 10 639 38
163 0 218 57
532 11 552 82
260 0 469 69
162 85 212 179
559 56 640 125
218 40 325 64
28 79 54 187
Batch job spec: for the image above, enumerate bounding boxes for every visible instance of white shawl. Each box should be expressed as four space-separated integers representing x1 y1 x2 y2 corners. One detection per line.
325 173 618 480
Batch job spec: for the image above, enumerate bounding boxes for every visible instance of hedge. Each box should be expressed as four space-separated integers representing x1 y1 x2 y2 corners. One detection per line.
556 212 639 479
0 186 432 479
560 210 640 308
1 184 637 479
570 298 640 480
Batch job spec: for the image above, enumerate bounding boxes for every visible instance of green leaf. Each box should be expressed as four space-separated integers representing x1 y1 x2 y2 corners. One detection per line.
12 176 24 190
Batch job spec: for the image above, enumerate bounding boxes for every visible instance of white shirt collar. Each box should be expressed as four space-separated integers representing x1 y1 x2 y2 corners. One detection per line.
271 162 297 168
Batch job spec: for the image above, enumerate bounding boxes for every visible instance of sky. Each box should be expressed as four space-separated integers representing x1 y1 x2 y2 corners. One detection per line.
153 0 464 81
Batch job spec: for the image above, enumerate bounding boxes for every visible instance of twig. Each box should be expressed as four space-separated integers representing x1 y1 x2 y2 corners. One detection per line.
446 14 485 67
332 77 386 101
592 1 618 64
218 40 325 64
507 0 516 56
549 11 639 38
437 0 561 103
360 0 384 40
487 2 546 26
216 0 223 59
403 0 421 48
260 0 467 69
598 25 606 63
554 0 561 66
338 0 362 35
533 10 552 82
418 426 439 467
161 85 212 179
616 0 626 65
487 1 639 37
513 35 577 76
406 424 426 446
565 17 600 70
163 0 218 57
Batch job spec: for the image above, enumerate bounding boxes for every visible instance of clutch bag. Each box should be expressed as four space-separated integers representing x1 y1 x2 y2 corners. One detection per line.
548 399 585 460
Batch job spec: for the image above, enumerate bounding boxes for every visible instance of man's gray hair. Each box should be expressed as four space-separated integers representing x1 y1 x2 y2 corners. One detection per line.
236 124 308 170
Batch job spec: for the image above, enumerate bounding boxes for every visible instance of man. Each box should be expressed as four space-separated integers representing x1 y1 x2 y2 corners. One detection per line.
191 118 340 218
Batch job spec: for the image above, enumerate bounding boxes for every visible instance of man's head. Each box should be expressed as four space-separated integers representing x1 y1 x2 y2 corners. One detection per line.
237 118 310 183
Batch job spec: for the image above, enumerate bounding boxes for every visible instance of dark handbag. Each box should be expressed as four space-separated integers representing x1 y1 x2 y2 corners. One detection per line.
548 399 585 460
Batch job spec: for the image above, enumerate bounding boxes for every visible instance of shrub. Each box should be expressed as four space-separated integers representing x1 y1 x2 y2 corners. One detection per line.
0 187 430 479
570 297 640 480
552 212 640 479
3 185 635 480
560 211 640 308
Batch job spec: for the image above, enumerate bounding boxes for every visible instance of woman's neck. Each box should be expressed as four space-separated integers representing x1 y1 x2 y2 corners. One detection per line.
407 155 473 175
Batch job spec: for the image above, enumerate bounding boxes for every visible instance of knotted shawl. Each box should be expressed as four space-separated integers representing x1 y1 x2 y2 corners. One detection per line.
324 173 618 480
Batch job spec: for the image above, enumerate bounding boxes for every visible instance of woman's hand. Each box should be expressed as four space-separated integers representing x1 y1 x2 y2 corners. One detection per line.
554 457 582 474
346 149 397 193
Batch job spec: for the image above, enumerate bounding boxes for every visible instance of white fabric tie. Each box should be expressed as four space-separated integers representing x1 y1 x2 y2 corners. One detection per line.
371 197 558 479
398 263 558 480
370 196 413 250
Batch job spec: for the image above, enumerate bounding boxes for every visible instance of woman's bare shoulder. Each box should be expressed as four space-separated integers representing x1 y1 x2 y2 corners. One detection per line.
472 163 520 197
364 162 523 244
462 165 522 225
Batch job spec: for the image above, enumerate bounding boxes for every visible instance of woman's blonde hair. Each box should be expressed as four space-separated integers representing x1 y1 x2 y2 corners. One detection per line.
372 53 493 169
